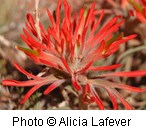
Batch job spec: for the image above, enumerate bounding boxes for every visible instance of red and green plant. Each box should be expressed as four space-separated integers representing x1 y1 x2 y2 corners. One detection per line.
2 0 146 109
128 0 146 23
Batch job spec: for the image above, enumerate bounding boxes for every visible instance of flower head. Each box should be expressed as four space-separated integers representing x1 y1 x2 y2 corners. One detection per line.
2 0 146 109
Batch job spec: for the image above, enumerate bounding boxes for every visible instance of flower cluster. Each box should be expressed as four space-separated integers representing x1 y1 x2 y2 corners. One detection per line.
128 0 146 23
2 0 146 109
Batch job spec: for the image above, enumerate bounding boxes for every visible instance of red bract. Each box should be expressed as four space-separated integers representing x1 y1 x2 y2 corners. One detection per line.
2 0 146 109
128 0 146 23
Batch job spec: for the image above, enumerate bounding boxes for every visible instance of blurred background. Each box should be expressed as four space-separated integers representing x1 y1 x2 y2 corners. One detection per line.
0 0 146 110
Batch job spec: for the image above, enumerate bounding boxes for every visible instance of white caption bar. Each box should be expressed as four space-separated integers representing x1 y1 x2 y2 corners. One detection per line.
0 110 145 133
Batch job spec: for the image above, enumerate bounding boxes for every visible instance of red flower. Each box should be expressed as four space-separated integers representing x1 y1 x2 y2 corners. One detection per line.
128 0 146 23
2 0 146 109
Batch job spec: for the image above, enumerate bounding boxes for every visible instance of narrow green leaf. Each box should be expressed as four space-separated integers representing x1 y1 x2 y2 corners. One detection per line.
16 46 39 56
106 32 123 46
128 0 143 13
83 5 89 19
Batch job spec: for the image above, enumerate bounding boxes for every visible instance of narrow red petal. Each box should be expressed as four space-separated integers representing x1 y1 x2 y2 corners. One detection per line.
92 79 132 109
85 3 96 27
2 79 43 87
107 90 118 110
61 57 72 75
64 0 71 27
47 9 56 27
27 13 36 30
103 86 118 110
101 70 146 77
109 34 137 49
89 10 104 39
27 36 47 50
20 84 43 104
76 61 93 74
97 20 125 43
74 9 85 38
80 26 88 53
39 22 47 36
90 86 104 110
72 77 82 91
111 88 133 110
56 0 62 24
61 39 65 55
22 28 47 49
136 12 146 23
20 34 32 49
39 58 58 68
112 83 146 92
81 40 105 65
39 51 61 66
43 79 65 95
89 64 122 71
13 62 41 79
86 16 119 47
48 29 61 44
25 22 36 35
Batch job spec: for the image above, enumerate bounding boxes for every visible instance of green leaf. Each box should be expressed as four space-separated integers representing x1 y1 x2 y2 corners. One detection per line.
83 5 89 19
128 0 143 13
106 32 123 46
16 46 39 56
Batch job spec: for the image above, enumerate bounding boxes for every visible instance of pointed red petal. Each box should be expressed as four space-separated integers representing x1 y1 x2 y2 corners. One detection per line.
2 79 44 87
136 12 146 23
74 9 85 38
112 83 146 92
13 62 41 79
72 77 82 91
61 57 72 75
101 70 146 77
81 40 105 65
89 10 104 39
39 51 61 66
48 28 61 44
86 16 120 47
108 34 137 50
97 20 125 43
85 3 96 27
27 13 36 30
91 79 133 109
103 86 118 110
39 22 47 36
111 88 133 110
47 9 56 27
90 86 104 110
39 58 58 68
107 90 118 110
20 84 43 104
20 34 32 49
76 61 93 74
89 64 122 71
56 0 62 24
64 0 71 27
43 80 65 95
25 22 36 35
